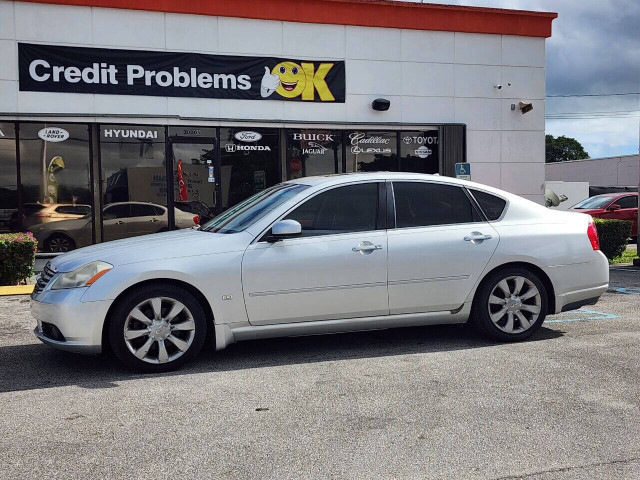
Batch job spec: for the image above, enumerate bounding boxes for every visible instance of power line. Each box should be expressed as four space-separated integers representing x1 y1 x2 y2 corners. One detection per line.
547 92 640 98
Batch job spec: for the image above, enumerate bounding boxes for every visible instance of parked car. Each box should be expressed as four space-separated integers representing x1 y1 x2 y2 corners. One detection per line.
570 192 638 238
31 173 609 372
13 203 92 229
30 201 198 252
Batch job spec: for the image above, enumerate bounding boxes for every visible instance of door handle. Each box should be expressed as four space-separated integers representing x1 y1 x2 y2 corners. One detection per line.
150 218 159 222
464 232 492 243
352 243 383 253
115 220 125 225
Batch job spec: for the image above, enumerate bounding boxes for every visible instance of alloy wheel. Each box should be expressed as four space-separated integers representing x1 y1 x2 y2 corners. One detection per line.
123 297 196 364
49 236 72 252
487 275 541 334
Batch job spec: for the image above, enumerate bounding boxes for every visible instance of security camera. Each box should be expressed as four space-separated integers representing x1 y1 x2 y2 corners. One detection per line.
519 101 534 114
494 84 502 89
371 98 390 111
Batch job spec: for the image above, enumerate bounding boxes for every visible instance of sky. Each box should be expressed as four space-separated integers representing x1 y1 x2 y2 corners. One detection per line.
404 0 640 158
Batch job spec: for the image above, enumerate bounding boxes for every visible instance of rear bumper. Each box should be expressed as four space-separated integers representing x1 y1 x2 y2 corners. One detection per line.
549 252 609 314
31 287 112 354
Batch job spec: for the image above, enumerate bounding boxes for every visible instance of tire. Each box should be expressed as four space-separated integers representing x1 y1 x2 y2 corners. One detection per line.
108 283 208 373
45 234 76 252
471 267 548 342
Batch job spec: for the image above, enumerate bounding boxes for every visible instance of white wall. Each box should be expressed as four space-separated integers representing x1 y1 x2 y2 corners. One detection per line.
546 155 640 188
0 1 547 201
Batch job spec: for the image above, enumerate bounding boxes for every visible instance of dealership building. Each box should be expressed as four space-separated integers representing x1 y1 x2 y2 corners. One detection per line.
0 0 556 251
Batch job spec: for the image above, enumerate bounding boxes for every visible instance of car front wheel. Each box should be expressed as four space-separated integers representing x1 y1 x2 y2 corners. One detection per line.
472 267 548 342
108 284 207 372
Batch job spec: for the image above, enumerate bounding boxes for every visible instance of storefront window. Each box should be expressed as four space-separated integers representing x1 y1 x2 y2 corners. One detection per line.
286 129 342 179
99 125 167 242
18 123 92 252
400 129 439 174
0 123 17 233
220 128 280 209
345 131 398 173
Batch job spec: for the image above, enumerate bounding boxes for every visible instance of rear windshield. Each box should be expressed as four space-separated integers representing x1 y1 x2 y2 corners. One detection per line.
572 196 615 209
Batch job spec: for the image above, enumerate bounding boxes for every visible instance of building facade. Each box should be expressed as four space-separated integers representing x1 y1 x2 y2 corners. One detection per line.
0 0 555 251
546 154 640 191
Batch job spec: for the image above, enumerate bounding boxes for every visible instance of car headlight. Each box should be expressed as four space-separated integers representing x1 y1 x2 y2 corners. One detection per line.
51 261 113 290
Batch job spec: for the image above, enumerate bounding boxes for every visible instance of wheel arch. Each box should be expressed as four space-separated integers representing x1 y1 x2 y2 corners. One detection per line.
101 278 216 352
472 261 556 314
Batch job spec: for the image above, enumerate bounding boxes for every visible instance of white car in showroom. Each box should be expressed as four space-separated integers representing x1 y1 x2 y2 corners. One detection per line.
31 173 609 372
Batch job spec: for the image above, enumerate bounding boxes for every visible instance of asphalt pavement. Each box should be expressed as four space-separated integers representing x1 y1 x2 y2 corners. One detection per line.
0 267 638 479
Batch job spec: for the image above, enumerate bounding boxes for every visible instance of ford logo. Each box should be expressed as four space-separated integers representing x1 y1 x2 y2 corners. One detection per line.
38 127 69 143
234 131 262 142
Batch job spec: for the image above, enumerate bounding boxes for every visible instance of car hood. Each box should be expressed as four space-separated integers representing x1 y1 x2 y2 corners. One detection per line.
49 228 254 272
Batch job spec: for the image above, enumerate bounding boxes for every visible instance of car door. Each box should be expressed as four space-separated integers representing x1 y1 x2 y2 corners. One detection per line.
608 195 638 233
387 181 499 314
128 204 166 236
242 182 388 325
102 204 131 242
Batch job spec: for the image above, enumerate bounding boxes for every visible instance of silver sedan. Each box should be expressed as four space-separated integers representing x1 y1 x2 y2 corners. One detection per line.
31 173 609 372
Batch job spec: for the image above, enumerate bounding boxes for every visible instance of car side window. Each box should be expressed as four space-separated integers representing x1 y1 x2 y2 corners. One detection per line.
130 204 160 217
103 204 130 220
469 189 507 221
283 183 379 237
616 196 638 209
393 182 481 228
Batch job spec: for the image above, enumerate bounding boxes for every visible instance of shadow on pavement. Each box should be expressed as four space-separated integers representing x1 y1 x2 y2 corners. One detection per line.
0 324 563 393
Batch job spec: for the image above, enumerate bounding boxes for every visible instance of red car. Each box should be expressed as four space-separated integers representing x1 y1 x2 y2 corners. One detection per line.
571 192 638 238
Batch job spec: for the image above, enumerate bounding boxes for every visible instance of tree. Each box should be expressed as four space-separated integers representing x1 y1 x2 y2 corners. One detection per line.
545 134 589 163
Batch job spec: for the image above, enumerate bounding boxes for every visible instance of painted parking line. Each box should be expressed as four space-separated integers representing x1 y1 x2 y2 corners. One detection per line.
612 287 640 295
547 308 620 324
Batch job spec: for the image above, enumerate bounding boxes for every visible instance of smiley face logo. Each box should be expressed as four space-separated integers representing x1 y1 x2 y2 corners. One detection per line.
272 61 306 98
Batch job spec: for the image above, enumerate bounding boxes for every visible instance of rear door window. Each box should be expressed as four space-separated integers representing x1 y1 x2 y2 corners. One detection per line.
392 182 480 228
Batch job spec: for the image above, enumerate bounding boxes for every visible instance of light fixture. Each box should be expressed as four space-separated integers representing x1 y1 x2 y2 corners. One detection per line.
372 98 390 111
511 101 534 114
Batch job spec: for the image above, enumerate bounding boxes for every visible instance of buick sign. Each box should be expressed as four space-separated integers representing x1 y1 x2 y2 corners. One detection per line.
38 127 69 142
235 131 262 142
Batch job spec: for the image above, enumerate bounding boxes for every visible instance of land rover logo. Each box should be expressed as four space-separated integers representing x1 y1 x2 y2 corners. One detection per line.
234 131 262 142
38 127 69 142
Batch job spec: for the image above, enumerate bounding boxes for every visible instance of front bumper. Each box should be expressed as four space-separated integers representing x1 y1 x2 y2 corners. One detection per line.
31 287 112 354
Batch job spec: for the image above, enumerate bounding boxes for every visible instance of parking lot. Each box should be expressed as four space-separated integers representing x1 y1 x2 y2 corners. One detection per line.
0 267 638 480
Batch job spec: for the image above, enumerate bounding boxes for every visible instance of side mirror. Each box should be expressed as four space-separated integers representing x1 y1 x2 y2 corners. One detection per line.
608 204 621 211
268 219 302 242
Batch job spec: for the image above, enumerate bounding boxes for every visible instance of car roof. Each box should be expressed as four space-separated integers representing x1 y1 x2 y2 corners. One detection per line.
287 172 507 195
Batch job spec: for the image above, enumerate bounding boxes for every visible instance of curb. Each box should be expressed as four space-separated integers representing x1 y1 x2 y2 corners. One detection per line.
0 285 34 296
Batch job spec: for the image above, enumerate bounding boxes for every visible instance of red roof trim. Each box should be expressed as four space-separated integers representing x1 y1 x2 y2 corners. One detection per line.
18 0 557 37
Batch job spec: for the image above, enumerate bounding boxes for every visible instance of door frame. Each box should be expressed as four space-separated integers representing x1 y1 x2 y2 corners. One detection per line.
166 133 220 229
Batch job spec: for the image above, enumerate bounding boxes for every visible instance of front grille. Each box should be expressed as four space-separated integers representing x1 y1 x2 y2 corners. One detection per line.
33 262 57 295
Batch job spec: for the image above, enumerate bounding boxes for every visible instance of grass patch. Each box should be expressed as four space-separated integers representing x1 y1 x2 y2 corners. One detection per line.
611 247 639 264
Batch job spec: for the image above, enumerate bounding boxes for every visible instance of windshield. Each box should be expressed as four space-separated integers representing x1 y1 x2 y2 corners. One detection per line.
572 196 615 209
201 183 309 234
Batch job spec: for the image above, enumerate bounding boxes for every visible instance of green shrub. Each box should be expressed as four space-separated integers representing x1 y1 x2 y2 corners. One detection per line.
594 218 632 261
0 232 38 286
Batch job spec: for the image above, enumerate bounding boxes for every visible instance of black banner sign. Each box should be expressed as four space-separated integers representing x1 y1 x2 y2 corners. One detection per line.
18 43 345 103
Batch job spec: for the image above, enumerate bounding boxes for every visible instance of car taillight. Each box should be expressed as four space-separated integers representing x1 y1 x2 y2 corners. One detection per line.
587 219 599 250
193 215 200 225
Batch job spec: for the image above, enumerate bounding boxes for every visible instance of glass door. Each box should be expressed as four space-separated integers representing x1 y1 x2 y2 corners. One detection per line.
170 140 218 228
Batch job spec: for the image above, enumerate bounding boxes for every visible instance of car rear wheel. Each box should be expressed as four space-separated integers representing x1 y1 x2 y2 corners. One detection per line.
108 283 207 372
472 267 548 342
45 234 76 252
